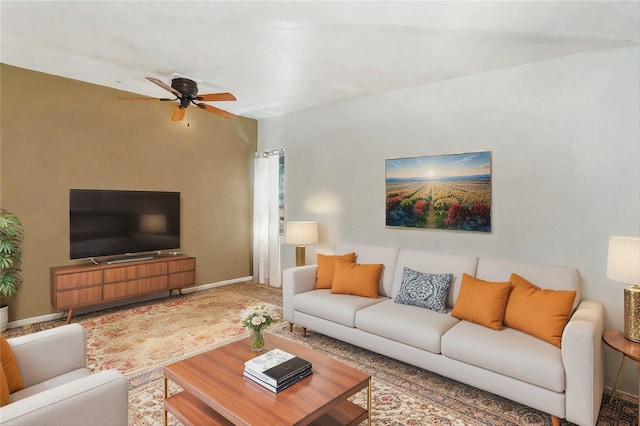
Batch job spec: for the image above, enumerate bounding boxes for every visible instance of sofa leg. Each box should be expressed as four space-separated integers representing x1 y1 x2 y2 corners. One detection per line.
550 415 560 426
301 327 307 337
288 322 293 333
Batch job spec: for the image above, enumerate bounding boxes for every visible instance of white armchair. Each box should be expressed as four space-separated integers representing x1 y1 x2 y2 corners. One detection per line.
0 324 128 426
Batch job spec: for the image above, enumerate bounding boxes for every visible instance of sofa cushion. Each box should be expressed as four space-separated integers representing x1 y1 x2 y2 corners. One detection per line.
335 242 399 297
9 368 91 403
441 320 566 392
503 273 576 348
293 289 388 328
331 261 383 298
1 335 24 393
394 267 453 313
476 257 581 309
450 274 511 330
356 300 460 353
315 252 356 289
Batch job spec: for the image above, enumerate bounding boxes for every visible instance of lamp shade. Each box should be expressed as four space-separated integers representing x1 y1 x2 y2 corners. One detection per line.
285 221 319 245
607 236 640 284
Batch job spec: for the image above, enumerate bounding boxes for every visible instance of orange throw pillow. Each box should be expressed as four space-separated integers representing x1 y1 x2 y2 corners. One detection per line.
330 260 382 299
1 366 9 406
0 335 24 394
451 274 512 330
315 252 356 289
503 273 576 348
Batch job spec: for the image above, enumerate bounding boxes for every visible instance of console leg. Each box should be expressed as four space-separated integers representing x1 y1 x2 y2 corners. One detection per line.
288 322 293 332
66 309 74 324
301 327 307 338
551 415 560 426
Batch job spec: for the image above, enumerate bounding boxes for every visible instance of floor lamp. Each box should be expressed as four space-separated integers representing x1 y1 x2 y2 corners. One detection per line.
607 236 640 342
285 221 319 267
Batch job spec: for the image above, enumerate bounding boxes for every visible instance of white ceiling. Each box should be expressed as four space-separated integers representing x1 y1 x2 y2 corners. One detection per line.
1 1 639 120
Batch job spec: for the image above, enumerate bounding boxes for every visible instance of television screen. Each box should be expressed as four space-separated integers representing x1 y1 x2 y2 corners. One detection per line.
70 189 181 260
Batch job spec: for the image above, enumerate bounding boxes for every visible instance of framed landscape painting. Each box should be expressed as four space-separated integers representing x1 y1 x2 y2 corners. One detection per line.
385 151 492 232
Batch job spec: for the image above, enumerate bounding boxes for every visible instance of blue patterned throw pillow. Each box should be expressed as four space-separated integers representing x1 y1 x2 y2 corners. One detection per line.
394 267 453 313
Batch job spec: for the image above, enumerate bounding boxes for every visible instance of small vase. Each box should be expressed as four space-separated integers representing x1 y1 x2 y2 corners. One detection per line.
250 328 265 352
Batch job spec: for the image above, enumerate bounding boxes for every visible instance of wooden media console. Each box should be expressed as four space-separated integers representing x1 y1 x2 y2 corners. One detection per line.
51 255 196 323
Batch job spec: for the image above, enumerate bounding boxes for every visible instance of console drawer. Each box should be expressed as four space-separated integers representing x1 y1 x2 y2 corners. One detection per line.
169 258 196 273
103 280 139 300
56 286 102 309
138 262 168 277
55 270 102 290
139 276 168 292
169 271 195 287
104 265 137 283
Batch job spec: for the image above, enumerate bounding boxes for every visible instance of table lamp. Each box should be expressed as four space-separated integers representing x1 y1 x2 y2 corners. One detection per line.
607 236 640 342
285 221 319 267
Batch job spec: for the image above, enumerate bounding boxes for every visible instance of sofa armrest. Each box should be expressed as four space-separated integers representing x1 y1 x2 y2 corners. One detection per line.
562 299 605 426
282 265 318 323
8 324 86 388
0 369 128 426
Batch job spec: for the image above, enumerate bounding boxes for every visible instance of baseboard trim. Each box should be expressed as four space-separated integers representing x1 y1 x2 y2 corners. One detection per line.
8 312 67 328
7 276 254 329
181 276 253 294
604 385 639 402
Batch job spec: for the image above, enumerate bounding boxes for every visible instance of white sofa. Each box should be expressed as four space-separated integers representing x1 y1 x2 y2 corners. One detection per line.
0 324 128 426
283 242 604 426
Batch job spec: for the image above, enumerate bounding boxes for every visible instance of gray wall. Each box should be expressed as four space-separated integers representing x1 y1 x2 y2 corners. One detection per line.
259 47 640 395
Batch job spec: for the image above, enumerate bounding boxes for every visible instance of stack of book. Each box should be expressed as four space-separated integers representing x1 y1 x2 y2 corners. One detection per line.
244 348 312 393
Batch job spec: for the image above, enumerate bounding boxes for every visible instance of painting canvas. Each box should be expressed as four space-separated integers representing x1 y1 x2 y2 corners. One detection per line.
386 151 491 232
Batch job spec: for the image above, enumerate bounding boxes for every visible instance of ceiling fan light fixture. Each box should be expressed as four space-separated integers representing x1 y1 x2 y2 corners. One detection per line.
171 78 199 98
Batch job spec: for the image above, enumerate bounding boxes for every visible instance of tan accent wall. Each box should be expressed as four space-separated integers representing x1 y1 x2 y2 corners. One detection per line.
0 64 257 322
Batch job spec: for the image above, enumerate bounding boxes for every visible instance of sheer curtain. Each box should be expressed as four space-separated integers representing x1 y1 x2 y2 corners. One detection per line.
253 150 284 287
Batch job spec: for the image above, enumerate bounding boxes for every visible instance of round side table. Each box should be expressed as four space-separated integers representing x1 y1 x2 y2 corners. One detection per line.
602 330 640 413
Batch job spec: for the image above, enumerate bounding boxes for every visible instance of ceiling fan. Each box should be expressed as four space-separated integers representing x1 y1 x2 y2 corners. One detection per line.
120 76 236 120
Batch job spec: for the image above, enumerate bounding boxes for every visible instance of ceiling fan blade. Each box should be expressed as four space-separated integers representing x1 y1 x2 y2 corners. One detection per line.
118 97 175 101
195 93 237 102
194 102 235 119
171 106 187 121
146 77 183 98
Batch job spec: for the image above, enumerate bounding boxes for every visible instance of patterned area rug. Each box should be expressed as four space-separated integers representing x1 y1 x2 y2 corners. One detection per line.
3 282 637 425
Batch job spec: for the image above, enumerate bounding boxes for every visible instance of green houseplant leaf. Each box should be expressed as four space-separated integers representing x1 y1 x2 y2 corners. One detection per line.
0 209 23 306
0 236 22 268
0 268 22 299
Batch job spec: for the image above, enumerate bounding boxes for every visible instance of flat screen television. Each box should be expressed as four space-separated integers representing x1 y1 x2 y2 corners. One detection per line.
70 189 181 260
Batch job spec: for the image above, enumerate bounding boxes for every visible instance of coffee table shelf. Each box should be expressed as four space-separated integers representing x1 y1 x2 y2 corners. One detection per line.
165 391 368 426
163 334 371 425
165 392 232 426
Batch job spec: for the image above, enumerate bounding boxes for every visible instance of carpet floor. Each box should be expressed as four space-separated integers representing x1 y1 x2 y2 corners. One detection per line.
3 282 637 425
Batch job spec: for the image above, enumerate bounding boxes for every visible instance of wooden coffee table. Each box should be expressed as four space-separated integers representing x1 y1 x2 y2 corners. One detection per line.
163 333 371 425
